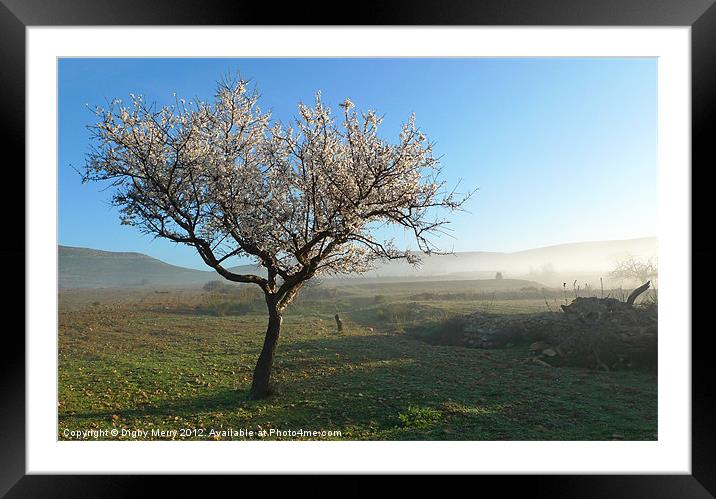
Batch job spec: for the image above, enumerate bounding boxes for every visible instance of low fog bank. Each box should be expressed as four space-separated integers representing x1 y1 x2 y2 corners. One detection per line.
353 237 657 288
59 237 656 290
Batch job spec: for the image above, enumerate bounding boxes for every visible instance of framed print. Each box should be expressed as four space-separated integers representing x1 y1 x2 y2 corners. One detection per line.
3 0 715 494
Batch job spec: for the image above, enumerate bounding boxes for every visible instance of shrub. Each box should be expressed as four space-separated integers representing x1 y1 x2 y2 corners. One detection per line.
398 406 442 429
420 314 467 346
203 280 236 293
375 302 421 323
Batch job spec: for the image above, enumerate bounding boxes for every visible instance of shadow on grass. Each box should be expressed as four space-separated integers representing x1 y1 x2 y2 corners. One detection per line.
63 332 657 440
64 388 253 422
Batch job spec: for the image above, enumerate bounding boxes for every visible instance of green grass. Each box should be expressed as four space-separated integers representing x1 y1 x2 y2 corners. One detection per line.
58 285 657 441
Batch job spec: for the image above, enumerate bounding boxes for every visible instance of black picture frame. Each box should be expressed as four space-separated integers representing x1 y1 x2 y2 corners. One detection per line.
2 0 713 494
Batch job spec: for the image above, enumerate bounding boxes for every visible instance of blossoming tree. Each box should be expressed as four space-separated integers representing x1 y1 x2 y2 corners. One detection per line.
609 255 658 286
84 76 471 398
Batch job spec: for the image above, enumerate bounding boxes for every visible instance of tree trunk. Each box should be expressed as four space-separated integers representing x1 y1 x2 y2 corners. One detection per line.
249 306 282 399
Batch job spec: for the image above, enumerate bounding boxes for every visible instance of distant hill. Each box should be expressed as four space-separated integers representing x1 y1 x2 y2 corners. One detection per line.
58 246 215 289
58 236 656 289
58 245 272 289
362 237 657 279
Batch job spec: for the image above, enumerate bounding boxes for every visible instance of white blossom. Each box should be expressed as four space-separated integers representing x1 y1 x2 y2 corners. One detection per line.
84 76 472 310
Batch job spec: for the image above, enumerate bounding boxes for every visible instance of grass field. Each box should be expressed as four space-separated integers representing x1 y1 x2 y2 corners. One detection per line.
58 280 657 441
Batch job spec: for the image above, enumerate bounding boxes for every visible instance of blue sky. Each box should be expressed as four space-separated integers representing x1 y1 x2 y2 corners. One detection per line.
58 58 657 270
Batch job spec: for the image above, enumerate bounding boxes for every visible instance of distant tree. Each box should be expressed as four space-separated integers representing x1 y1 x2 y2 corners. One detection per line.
495 271 503 280
203 280 224 292
609 256 658 284
83 75 472 398
203 280 236 294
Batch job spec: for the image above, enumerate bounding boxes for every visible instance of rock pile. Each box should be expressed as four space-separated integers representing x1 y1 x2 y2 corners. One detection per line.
453 282 656 370
462 312 559 348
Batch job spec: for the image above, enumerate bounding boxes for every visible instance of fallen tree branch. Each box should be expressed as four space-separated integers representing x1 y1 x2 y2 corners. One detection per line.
626 281 651 306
